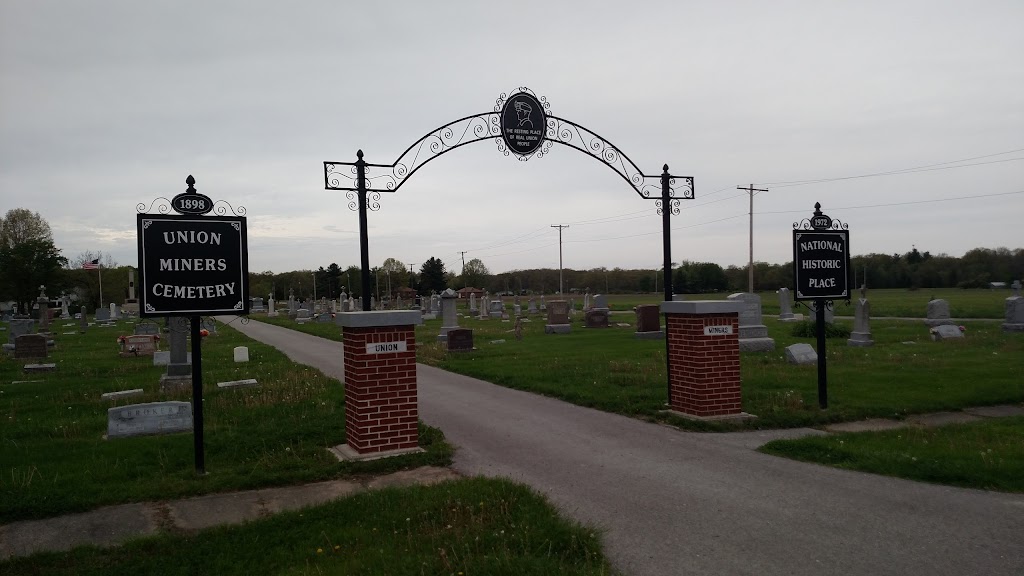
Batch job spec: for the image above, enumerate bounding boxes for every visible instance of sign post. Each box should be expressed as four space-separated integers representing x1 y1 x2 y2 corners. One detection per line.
137 176 249 472
792 203 850 409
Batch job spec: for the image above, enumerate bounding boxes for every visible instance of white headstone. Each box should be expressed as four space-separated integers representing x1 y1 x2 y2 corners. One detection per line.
233 346 249 362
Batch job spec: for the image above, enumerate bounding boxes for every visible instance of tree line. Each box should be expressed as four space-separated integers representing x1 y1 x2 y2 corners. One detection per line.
2 206 1021 314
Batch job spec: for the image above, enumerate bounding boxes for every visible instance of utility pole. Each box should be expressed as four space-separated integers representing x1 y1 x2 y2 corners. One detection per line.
551 224 569 294
738 184 768 293
458 251 467 272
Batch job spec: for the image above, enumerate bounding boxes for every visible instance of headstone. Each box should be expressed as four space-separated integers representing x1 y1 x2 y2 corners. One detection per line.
95 308 111 322
134 322 160 336
528 298 538 314
447 328 473 352
513 303 522 317
727 293 775 352
469 293 477 313
15 334 48 359
488 299 504 319
79 306 88 333
251 296 265 312
8 319 35 344
584 308 610 328
296 309 311 323
316 312 332 323
634 305 663 339
110 303 120 320
120 334 158 356
437 288 459 342
545 300 571 334
1003 289 1024 332
101 389 144 400
201 318 217 334
847 286 874 347
347 296 355 311
23 363 56 373
593 294 608 310
785 343 818 365
930 324 964 341
161 318 191 384
777 288 797 321
37 289 50 332
123 268 140 315
267 296 278 317
1012 280 1022 297
540 295 546 311
217 378 258 389
154 351 192 366
925 299 955 327
583 292 591 311
107 401 193 438
60 297 70 319
233 346 249 362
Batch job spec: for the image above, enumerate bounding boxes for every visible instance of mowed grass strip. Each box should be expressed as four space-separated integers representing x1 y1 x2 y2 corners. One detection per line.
760 416 1024 492
0 318 450 523
1 478 615 576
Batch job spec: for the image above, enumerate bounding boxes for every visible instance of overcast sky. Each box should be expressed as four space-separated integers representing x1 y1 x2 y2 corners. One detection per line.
2 0 1022 278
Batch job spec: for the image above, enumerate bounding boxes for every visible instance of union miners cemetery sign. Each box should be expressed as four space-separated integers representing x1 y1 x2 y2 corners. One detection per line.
138 217 248 315
136 175 249 473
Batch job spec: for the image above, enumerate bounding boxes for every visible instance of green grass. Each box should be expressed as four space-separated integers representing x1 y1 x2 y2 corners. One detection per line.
0 477 615 576
0 317 451 523
251 309 1024 431
760 416 1024 492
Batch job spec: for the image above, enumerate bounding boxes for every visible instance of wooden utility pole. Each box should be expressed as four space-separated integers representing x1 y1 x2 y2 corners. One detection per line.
550 224 569 294
738 184 768 293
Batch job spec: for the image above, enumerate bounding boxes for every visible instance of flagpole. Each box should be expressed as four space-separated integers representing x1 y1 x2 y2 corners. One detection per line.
98 265 103 308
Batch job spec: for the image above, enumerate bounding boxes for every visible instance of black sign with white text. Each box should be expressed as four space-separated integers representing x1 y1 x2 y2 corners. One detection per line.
137 214 249 316
500 92 547 156
792 229 850 301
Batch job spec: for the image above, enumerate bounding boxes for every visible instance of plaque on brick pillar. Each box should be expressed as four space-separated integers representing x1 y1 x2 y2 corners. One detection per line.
331 310 425 460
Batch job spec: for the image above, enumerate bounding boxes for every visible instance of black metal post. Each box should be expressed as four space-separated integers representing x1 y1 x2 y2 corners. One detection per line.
661 165 673 407
815 299 828 409
356 150 371 311
190 315 205 473
661 165 673 303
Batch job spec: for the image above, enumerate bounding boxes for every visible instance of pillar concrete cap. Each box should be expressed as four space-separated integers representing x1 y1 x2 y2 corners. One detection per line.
660 300 742 315
337 310 423 328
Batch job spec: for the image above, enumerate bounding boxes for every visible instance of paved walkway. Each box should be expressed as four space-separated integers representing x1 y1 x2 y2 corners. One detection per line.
0 467 457 558
227 320 1024 576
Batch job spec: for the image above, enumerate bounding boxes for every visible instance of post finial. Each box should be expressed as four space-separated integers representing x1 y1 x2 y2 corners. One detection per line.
813 202 822 215
663 164 669 172
357 150 364 160
186 175 196 193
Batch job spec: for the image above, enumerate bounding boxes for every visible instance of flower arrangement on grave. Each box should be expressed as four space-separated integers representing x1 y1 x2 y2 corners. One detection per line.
200 329 210 338
117 335 127 351
958 325 966 332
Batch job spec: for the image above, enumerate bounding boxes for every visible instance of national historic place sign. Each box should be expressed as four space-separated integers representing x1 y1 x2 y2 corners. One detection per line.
500 91 547 156
792 204 850 301
137 214 249 316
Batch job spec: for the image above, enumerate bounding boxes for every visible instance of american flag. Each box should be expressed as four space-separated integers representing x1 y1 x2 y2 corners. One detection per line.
82 258 100 270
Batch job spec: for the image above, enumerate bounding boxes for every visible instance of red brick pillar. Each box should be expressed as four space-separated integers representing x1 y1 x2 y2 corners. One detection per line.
661 301 751 420
335 310 423 459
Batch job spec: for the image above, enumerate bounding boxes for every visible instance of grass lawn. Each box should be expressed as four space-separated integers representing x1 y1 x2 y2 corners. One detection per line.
1 477 614 576
250 307 1023 431
760 416 1024 493
0 317 450 523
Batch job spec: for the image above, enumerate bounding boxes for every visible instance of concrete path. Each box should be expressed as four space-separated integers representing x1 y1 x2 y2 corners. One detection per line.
229 319 1024 576
0 466 456 558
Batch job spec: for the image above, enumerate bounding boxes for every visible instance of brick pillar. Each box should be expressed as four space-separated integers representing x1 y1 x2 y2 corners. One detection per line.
661 300 750 420
336 310 423 458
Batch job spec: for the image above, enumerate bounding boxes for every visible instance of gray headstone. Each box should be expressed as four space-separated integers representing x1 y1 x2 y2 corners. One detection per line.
727 292 774 351
79 306 88 332
437 289 460 342
107 401 193 438
1003 294 1024 332
930 324 964 341
15 334 47 359
8 319 35 344
848 291 874 347
134 322 160 335
807 300 835 324
95 308 111 322
488 299 504 319
925 299 955 327
593 294 608 310
545 300 571 333
217 378 258 389
785 343 818 365
165 319 190 376
101 389 144 400
777 288 795 321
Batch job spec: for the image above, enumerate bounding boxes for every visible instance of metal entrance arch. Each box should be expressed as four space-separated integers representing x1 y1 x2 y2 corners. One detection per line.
322 88 694 312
